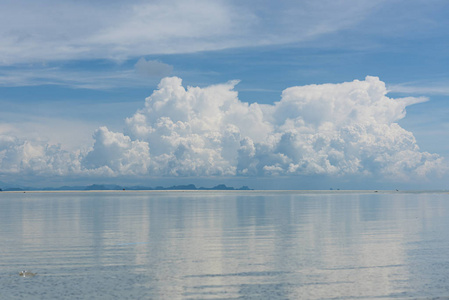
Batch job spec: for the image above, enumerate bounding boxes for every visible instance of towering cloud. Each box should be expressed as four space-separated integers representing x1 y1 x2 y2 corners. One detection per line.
0 76 445 182
85 76 444 180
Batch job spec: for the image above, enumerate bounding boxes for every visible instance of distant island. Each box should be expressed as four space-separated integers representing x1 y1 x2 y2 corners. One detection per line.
0 184 252 192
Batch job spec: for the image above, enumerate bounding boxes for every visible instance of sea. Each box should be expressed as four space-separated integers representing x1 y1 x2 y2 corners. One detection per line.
1 190 449 299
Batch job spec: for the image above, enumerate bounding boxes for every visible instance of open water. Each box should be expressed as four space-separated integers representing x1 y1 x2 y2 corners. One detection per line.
1 190 449 299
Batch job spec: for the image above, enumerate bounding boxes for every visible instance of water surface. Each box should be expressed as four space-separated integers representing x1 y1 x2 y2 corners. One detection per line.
1 191 449 299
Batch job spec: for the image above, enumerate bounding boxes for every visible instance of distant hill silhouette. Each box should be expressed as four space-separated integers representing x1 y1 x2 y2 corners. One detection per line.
85 184 123 190
2 187 24 191
0 184 252 191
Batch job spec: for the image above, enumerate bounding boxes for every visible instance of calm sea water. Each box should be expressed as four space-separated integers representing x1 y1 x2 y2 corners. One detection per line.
1 191 449 299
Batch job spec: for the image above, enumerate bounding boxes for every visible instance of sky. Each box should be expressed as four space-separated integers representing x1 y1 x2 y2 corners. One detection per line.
1 0 448 190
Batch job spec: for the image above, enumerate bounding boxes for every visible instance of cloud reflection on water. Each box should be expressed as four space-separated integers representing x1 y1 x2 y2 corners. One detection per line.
1 191 449 298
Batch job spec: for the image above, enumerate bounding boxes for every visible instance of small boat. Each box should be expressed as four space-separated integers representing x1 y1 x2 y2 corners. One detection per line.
19 270 36 277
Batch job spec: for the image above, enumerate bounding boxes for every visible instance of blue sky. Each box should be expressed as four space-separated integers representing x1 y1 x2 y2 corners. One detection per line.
1 0 448 189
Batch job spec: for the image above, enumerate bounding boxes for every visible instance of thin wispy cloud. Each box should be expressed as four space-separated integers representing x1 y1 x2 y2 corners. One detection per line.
0 64 168 90
389 81 449 96
0 0 386 65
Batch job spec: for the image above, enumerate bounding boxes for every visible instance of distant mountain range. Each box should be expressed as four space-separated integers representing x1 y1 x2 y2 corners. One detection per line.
0 183 252 192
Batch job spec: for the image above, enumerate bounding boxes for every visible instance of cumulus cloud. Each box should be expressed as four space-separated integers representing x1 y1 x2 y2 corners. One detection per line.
82 126 151 176
84 76 444 180
134 58 173 78
0 135 81 176
0 76 446 182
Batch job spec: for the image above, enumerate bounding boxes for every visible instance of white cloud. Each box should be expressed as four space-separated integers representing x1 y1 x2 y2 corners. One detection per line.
0 76 446 182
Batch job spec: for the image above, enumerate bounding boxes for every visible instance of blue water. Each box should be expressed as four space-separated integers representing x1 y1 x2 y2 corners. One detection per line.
1 191 449 299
